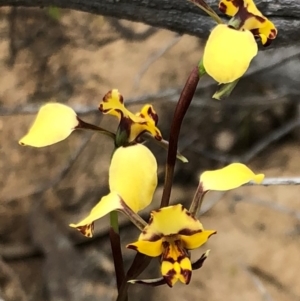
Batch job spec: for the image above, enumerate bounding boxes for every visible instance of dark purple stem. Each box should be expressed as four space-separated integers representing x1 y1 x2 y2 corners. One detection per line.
109 227 127 296
160 66 200 208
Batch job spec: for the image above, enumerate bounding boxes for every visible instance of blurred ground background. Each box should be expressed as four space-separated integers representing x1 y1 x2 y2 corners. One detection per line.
0 6 300 301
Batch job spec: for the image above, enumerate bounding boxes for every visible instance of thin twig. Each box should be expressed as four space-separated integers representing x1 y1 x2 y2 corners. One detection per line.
134 34 181 88
247 177 300 186
191 117 300 164
232 195 300 220
240 118 300 163
10 132 94 202
241 264 275 301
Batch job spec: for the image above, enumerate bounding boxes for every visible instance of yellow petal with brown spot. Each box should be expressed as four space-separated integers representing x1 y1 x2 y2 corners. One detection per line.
69 192 122 237
127 239 163 257
139 204 203 241
200 163 264 191
109 144 157 212
99 89 142 122
19 103 78 147
181 230 216 250
131 104 162 142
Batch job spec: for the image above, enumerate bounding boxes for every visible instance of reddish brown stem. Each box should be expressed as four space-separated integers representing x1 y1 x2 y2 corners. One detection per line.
116 253 152 301
109 227 126 296
160 66 200 208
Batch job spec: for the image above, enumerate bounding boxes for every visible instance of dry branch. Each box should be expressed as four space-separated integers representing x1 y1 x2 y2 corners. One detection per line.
0 0 298 48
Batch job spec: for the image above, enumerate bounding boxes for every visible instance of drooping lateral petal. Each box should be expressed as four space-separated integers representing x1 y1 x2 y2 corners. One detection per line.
203 24 258 84
249 19 277 46
181 230 216 250
69 192 122 237
19 103 78 147
109 144 157 213
219 0 262 18
139 204 203 241
127 239 163 257
130 104 162 141
200 163 264 191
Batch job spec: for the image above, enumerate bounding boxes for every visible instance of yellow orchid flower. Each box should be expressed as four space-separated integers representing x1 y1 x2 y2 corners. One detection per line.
19 103 79 147
127 204 216 287
219 0 277 46
19 89 163 148
200 163 264 191
70 143 157 237
200 0 277 87
99 89 162 143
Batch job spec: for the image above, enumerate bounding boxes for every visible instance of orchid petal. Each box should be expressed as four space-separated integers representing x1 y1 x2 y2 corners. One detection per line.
69 192 122 237
203 24 257 84
109 144 157 212
139 204 203 241
200 163 264 191
127 239 163 257
19 103 78 147
181 230 216 250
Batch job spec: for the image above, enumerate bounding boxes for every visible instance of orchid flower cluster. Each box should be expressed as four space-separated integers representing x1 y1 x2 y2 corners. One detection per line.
19 0 276 297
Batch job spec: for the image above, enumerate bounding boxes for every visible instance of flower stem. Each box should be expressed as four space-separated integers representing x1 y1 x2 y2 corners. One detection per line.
109 211 126 295
160 66 200 208
189 183 207 216
116 253 152 301
77 118 116 139
188 0 223 24
120 199 147 231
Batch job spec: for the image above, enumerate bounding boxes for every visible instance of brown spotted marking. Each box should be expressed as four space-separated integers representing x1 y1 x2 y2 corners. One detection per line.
164 268 177 287
127 244 138 251
76 223 94 238
178 228 203 236
181 268 192 284
102 90 112 103
147 106 159 125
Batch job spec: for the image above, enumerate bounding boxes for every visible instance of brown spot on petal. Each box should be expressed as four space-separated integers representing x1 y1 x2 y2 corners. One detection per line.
163 269 177 287
254 15 266 23
181 269 192 284
76 223 94 238
147 215 154 225
127 244 138 251
99 103 104 111
178 228 202 236
102 90 112 103
155 132 162 141
219 2 227 13
147 106 159 125
208 230 217 238
269 28 277 39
